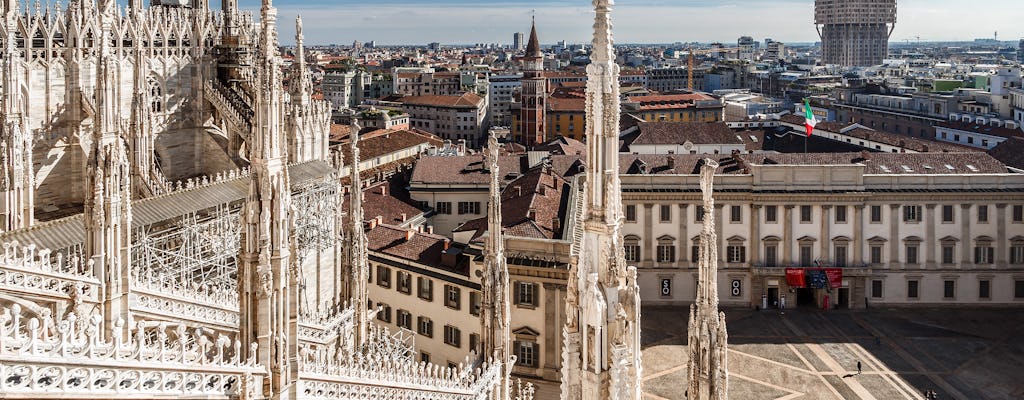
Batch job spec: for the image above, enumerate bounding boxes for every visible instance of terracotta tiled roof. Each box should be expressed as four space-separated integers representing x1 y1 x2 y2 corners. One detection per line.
630 121 741 146
454 166 570 240
619 154 748 175
987 137 1024 170
357 129 443 160
534 136 586 156
779 114 977 153
343 181 425 226
745 152 1009 174
936 120 1024 139
366 224 467 275
547 96 586 112
398 92 484 108
410 155 525 185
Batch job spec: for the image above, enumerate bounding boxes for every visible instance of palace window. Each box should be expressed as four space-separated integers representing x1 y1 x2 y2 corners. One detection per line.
444 325 461 348
470 291 481 316
695 205 705 223
943 280 956 299
397 309 412 330
656 236 676 263
871 280 883 298
907 280 919 299
978 205 989 223
1013 205 1023 222
870 205 883 223
800 205 813 223
625 205 637 222
730 206 742 223
660 205 672 223
623 235 641 263
834 245 848 268
979 280 991 299
458 201 481 215
835 205 848 223
799 245 813 267
436 202 452 215
445 285 461 310
397 271 412 294
469 333 481 354
870 245 883 265
515 282 537 307
376 265 391 288
903 205 922 223
417 316 434 337
417 277 433 301
974 245 995 265
942 205 955 223
376 303 392 323
905 245 919 264
515 340 539 368
764 244 778 268
727 245 746 264
765 205 778 223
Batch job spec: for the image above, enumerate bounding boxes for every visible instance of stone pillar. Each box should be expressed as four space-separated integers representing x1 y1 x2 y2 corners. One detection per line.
543 283 563 376
643 204 654 266
820 205 832 262
679 204 689 264
996 204 1007 267
853 205 864 265
925 204 937 269
750 205 761 264
783 206 794 265
961 204 972 266
715 204 725 263
889 204 900 269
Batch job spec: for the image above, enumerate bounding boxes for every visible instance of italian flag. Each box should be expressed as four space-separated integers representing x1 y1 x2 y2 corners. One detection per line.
804 99 817 137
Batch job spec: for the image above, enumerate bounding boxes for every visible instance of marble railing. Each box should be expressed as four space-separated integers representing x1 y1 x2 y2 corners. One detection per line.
297 347 509 400
0 305 264 398
0 242 99 303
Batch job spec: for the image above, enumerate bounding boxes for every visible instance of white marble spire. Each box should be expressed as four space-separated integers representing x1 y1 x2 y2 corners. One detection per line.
561 1 642 399
686 160 729 400
481 132 512 399
347 119 370 348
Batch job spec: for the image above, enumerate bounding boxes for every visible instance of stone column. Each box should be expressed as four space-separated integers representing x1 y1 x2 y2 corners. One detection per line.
679 204 689 264
783 206 794 265
961 204 972 266
543 283 563 375
925 204 937 269
644 204 654 266
820 205 832 262
750 205 761 264
853 205 864 265
889 204 900 269
997 204 1007 267
715 204 725 263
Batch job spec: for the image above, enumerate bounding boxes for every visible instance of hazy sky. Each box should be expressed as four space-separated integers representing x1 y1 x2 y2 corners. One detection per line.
238 0 1024 46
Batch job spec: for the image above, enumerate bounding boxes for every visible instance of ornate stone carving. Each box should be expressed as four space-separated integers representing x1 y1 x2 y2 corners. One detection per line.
686 159 729 400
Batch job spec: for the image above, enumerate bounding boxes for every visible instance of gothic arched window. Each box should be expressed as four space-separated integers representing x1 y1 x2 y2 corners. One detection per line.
148 78 163 113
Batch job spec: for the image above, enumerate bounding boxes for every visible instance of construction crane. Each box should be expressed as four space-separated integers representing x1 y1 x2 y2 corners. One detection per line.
686 46 743 90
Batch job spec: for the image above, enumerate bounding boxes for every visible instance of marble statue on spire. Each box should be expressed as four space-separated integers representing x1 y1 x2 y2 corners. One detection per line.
686 159 729 400
286 15 331 163
237 0 300 397
344 119 370 349
481 132 513 400
561 1 643 399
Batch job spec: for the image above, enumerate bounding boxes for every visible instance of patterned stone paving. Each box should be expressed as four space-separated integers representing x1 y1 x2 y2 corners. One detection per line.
639 307 1024 400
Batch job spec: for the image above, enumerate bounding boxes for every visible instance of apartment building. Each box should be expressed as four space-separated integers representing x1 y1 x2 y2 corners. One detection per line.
396 93 488 147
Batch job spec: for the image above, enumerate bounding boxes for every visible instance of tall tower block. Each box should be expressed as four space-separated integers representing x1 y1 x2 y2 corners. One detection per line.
815 0 897 66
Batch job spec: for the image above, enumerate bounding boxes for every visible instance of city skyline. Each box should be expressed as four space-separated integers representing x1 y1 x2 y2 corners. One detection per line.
241 0 1024 46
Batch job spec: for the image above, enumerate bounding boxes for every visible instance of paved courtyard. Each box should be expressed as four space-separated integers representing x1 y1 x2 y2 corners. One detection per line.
641 306 1024 400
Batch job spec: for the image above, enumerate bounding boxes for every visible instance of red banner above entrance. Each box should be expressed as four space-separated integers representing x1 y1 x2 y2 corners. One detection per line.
785 268 805 288
824 268 843 289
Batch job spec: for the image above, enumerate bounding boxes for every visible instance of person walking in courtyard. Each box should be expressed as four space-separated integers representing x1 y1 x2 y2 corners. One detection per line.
857 361 862 374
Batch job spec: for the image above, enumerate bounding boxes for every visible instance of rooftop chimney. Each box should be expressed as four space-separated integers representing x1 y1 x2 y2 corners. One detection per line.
426 226 434 234
443 239 451 251
515 186 522 197
401 213 407 222
380 185 387 196
368 218 378 230
376 215 384 225
667 156 676 170
552 217 561 233
405 230 415 242
528 208 537 221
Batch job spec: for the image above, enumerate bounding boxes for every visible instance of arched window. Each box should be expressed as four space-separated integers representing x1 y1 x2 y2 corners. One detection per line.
656 235 676 263
623 235 641 263
148 78 163 113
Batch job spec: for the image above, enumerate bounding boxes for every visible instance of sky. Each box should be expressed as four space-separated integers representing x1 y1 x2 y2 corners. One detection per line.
235 0 1024 46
